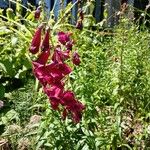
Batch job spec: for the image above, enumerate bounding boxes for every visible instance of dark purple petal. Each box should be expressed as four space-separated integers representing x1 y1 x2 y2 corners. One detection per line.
45 85 63 99
58 63 72 75
61 91 75 105
44 85 64 109
69 100 85 123
52 48 70 64
35 49 50 65
50 98 60 110
52 49 63 64
50 69 64 82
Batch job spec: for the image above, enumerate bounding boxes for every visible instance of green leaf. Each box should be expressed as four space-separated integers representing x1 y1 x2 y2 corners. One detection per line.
0 59 15 76
23 56 32 70
44 143 52 147
1 110 19 124
82 144 89 150
36 140 45 150
26 12 34 20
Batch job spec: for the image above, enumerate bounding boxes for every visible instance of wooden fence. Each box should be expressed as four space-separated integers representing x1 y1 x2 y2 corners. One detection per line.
0 0 150 27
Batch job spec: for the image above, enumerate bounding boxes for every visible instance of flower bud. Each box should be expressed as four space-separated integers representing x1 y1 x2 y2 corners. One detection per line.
79 8 84 20
34 6 41 20
72 52 81 65
41 27 50 51
29 24 43 54
76 20 83 30
6 8 15 20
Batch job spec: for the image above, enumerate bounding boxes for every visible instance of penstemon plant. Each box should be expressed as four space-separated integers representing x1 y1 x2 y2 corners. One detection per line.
29 23 85 123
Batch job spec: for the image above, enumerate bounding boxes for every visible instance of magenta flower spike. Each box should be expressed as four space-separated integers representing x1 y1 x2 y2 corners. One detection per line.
29 28 85 123
29 24 43 54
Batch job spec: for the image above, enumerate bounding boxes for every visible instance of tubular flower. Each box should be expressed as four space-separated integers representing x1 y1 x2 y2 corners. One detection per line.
66 40 74 50
34 6 41 19
56 63 72 75
35 50 50 65
69 100 85 123
32 62 64 87
34 28 50 65
62 91 85 123
79 9 84 20
72 51 81 65
29 24 43 54
32 63 51 87
52 48 70 64
52 48 64 64
44 85 63 110
41 27 50 51
58 32 71 45
76 20 83 30
61 91 75 105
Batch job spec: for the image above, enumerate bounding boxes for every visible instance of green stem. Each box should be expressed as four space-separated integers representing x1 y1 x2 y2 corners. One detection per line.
35 78 39 92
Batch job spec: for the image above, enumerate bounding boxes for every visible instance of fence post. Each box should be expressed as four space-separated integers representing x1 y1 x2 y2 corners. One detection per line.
106 0 121 27
127 0 134 5
64 0 68 7
36 0 39 6
95 0 102 23
95 0 101 23
22 0 27 5
53 0 60 20
72 0 78 24
127 0 134 20
45 0 51 12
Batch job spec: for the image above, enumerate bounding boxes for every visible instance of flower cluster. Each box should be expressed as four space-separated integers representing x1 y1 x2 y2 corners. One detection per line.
29 25 85 123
